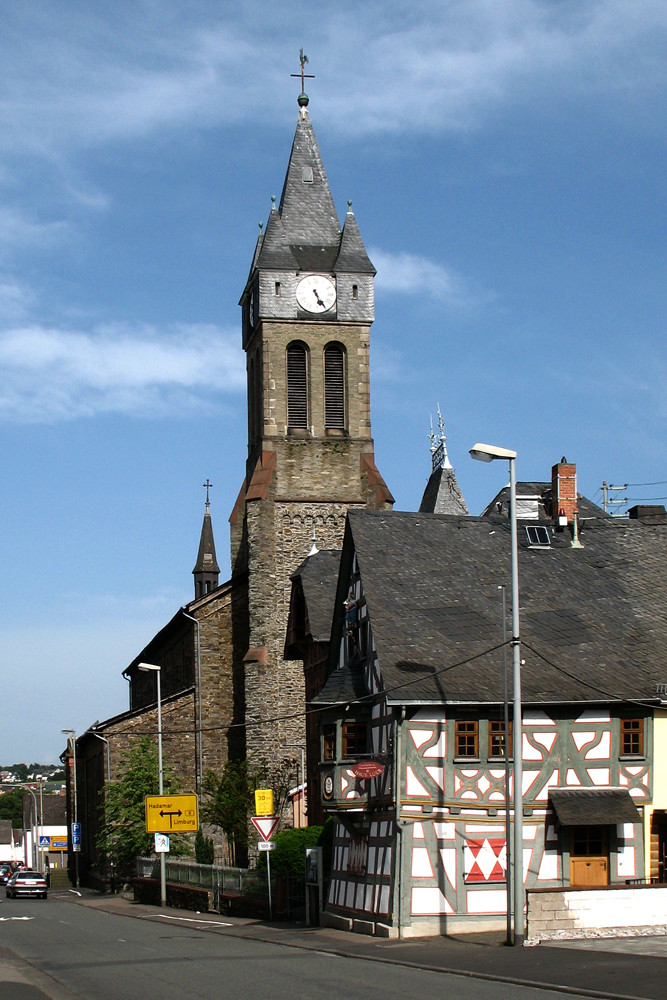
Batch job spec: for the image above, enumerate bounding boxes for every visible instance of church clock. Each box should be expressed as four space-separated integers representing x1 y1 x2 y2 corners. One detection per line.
296 274 336 314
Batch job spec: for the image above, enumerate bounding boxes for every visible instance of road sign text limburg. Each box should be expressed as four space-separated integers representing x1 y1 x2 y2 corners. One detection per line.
145 794 199 833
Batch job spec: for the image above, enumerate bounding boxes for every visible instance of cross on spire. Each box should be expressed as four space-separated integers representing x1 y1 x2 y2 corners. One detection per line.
203 479 213 505
291 48 314 91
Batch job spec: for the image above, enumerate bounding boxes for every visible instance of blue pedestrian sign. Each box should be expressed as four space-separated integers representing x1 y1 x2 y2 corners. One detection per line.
39 836 50 848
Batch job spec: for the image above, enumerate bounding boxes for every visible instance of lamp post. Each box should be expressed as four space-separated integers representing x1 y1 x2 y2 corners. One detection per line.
137 662 166 907
61 729 80 889
470 443 524 944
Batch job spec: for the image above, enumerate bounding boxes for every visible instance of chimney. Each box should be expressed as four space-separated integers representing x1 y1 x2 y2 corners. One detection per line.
552 457 578 525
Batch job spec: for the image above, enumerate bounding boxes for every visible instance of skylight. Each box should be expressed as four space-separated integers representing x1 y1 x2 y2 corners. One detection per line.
526 525 551 548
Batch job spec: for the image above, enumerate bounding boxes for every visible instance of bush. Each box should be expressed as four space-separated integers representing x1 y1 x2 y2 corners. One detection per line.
195 830 214 865
256 826 323 875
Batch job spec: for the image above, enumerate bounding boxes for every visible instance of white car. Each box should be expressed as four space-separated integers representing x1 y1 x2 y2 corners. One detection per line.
5 869 48 899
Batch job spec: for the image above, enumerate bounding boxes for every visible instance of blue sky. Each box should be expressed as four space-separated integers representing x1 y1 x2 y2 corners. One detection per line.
1 1 666 764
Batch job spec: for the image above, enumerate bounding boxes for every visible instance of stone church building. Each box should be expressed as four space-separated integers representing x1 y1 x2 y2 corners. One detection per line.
68 85 397 882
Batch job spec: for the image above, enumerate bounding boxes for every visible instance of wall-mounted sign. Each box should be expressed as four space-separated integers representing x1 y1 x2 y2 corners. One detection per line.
351 761 384 780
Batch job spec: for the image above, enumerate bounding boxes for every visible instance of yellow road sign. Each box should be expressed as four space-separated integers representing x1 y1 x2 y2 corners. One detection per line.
145 794 199 833
254 788 274 816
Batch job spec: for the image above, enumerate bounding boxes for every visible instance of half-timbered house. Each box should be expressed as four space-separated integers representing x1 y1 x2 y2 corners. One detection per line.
307 465 667 937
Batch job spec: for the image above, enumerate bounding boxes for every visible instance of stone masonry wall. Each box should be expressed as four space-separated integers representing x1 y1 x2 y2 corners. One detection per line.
526 885 667 944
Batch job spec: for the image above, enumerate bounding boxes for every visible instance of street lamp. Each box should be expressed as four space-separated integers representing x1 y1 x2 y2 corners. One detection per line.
61 730 80 889
137 662 166 907
470 442 524 945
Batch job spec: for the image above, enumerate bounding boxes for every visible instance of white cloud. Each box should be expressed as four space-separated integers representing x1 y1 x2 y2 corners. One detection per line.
371 248 479 308
0 323 245 424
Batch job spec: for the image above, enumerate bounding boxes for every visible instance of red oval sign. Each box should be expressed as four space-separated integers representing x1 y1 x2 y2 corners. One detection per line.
351 761 384 779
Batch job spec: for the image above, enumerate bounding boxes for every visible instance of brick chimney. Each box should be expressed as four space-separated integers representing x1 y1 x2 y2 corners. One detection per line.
552 458 578 524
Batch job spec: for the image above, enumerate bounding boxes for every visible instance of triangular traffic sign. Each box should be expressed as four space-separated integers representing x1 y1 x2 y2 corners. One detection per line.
251 815 280 841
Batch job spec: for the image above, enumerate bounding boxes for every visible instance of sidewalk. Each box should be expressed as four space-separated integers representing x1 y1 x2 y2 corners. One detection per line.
68 889 667 1000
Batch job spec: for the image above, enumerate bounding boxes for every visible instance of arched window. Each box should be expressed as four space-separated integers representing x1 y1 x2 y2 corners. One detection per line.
324 343 346 429
287 342 309 428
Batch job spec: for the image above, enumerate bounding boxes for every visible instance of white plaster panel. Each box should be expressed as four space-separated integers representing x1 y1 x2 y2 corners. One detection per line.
423 732 447 758
403 805 422 812
537 847 559 880
433 822 456 840
440 847 457 890
379 885 390 914
345 881 355 907
383 849 392 876
532 731 557 753
585 732 611 759
410 728 434 750
465 825 505 835
406 766 430 798
412 709 447 722
368 846 376 872
365 884 373 911
575 709 610 723
413 822 425 839
466 889 507 914
524 825 537 841
411 847 434 878
588 768 611 785
572 731 597 752
566 770 582 786
411 886 455 915
380 821 388 836
425 766 446 792
523 737 545 761
523 710 554 725
534 769 560 801
621 823 635 839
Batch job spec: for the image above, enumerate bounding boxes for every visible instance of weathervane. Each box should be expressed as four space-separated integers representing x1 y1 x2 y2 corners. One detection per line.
291 49 314 114
429 404 452 472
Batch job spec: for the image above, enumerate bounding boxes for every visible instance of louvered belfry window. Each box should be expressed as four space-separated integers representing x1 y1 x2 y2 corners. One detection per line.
287 342 308 428
324 343 345 428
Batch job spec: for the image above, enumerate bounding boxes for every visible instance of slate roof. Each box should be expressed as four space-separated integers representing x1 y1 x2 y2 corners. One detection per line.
339 506 667 707
192 504 220 575
549 788 640 825
291 549 341 642
252 113 374 277
419 465 469 516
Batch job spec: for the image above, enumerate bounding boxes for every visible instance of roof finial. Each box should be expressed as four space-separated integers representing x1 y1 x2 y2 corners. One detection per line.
430 404 452 471
203 478 213 511
291 49 314 117
308 526 319 557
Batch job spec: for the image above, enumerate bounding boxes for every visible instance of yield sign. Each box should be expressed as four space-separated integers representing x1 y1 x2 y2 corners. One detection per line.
251 815 279 841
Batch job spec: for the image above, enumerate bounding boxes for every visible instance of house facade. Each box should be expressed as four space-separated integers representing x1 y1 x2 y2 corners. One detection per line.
309 470 666 937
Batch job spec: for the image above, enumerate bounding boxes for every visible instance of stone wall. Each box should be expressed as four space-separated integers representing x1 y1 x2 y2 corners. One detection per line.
526 885 667 944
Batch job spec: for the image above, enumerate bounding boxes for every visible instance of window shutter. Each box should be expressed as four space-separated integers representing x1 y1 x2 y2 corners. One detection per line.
325 344 345 428
287 343 308 427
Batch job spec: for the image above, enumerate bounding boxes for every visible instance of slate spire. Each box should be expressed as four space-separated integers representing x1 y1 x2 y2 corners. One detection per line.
419 407 469 516
192 481 220 599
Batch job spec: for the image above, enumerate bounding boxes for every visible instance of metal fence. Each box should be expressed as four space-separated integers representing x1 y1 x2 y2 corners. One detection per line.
136 858 306 921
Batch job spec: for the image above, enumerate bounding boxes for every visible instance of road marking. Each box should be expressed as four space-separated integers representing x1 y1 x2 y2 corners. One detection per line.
0 916 33 921
154 913 233 928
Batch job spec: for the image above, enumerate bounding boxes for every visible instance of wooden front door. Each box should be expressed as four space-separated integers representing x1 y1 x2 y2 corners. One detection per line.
570 826 609 887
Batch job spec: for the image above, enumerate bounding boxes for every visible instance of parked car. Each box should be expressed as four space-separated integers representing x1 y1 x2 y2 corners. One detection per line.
0 863 12 884
5 869 48 899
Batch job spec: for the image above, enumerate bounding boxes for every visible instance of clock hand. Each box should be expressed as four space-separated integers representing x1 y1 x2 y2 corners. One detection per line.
313 288 325 307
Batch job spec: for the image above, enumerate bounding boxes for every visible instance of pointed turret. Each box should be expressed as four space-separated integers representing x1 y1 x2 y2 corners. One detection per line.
192 481 220 599
419 407 469 516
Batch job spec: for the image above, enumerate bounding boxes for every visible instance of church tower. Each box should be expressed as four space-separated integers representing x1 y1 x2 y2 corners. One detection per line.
192 480 220 599
232 71 393 768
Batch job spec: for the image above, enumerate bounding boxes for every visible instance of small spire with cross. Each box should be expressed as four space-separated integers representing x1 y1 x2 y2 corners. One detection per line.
291 48 315 115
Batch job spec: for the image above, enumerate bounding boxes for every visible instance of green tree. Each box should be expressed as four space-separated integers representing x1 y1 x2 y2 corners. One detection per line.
0 789 24 826
96 737 188 879
195 829 214 865
255 826 323 875
201 761 253 866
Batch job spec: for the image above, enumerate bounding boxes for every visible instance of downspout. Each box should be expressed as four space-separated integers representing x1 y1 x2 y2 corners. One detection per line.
394 706 406 938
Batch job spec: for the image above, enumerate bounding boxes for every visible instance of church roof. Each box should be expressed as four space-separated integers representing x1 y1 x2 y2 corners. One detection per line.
192 502 219 575
253 112 374 276
333 505 667 708
419 465 469 516
290 548 341 642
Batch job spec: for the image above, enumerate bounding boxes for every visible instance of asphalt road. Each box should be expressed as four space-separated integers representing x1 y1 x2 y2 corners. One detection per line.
0 890 664 1000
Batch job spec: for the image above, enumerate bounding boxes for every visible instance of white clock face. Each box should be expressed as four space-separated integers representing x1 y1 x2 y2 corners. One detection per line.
296 274 336 314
